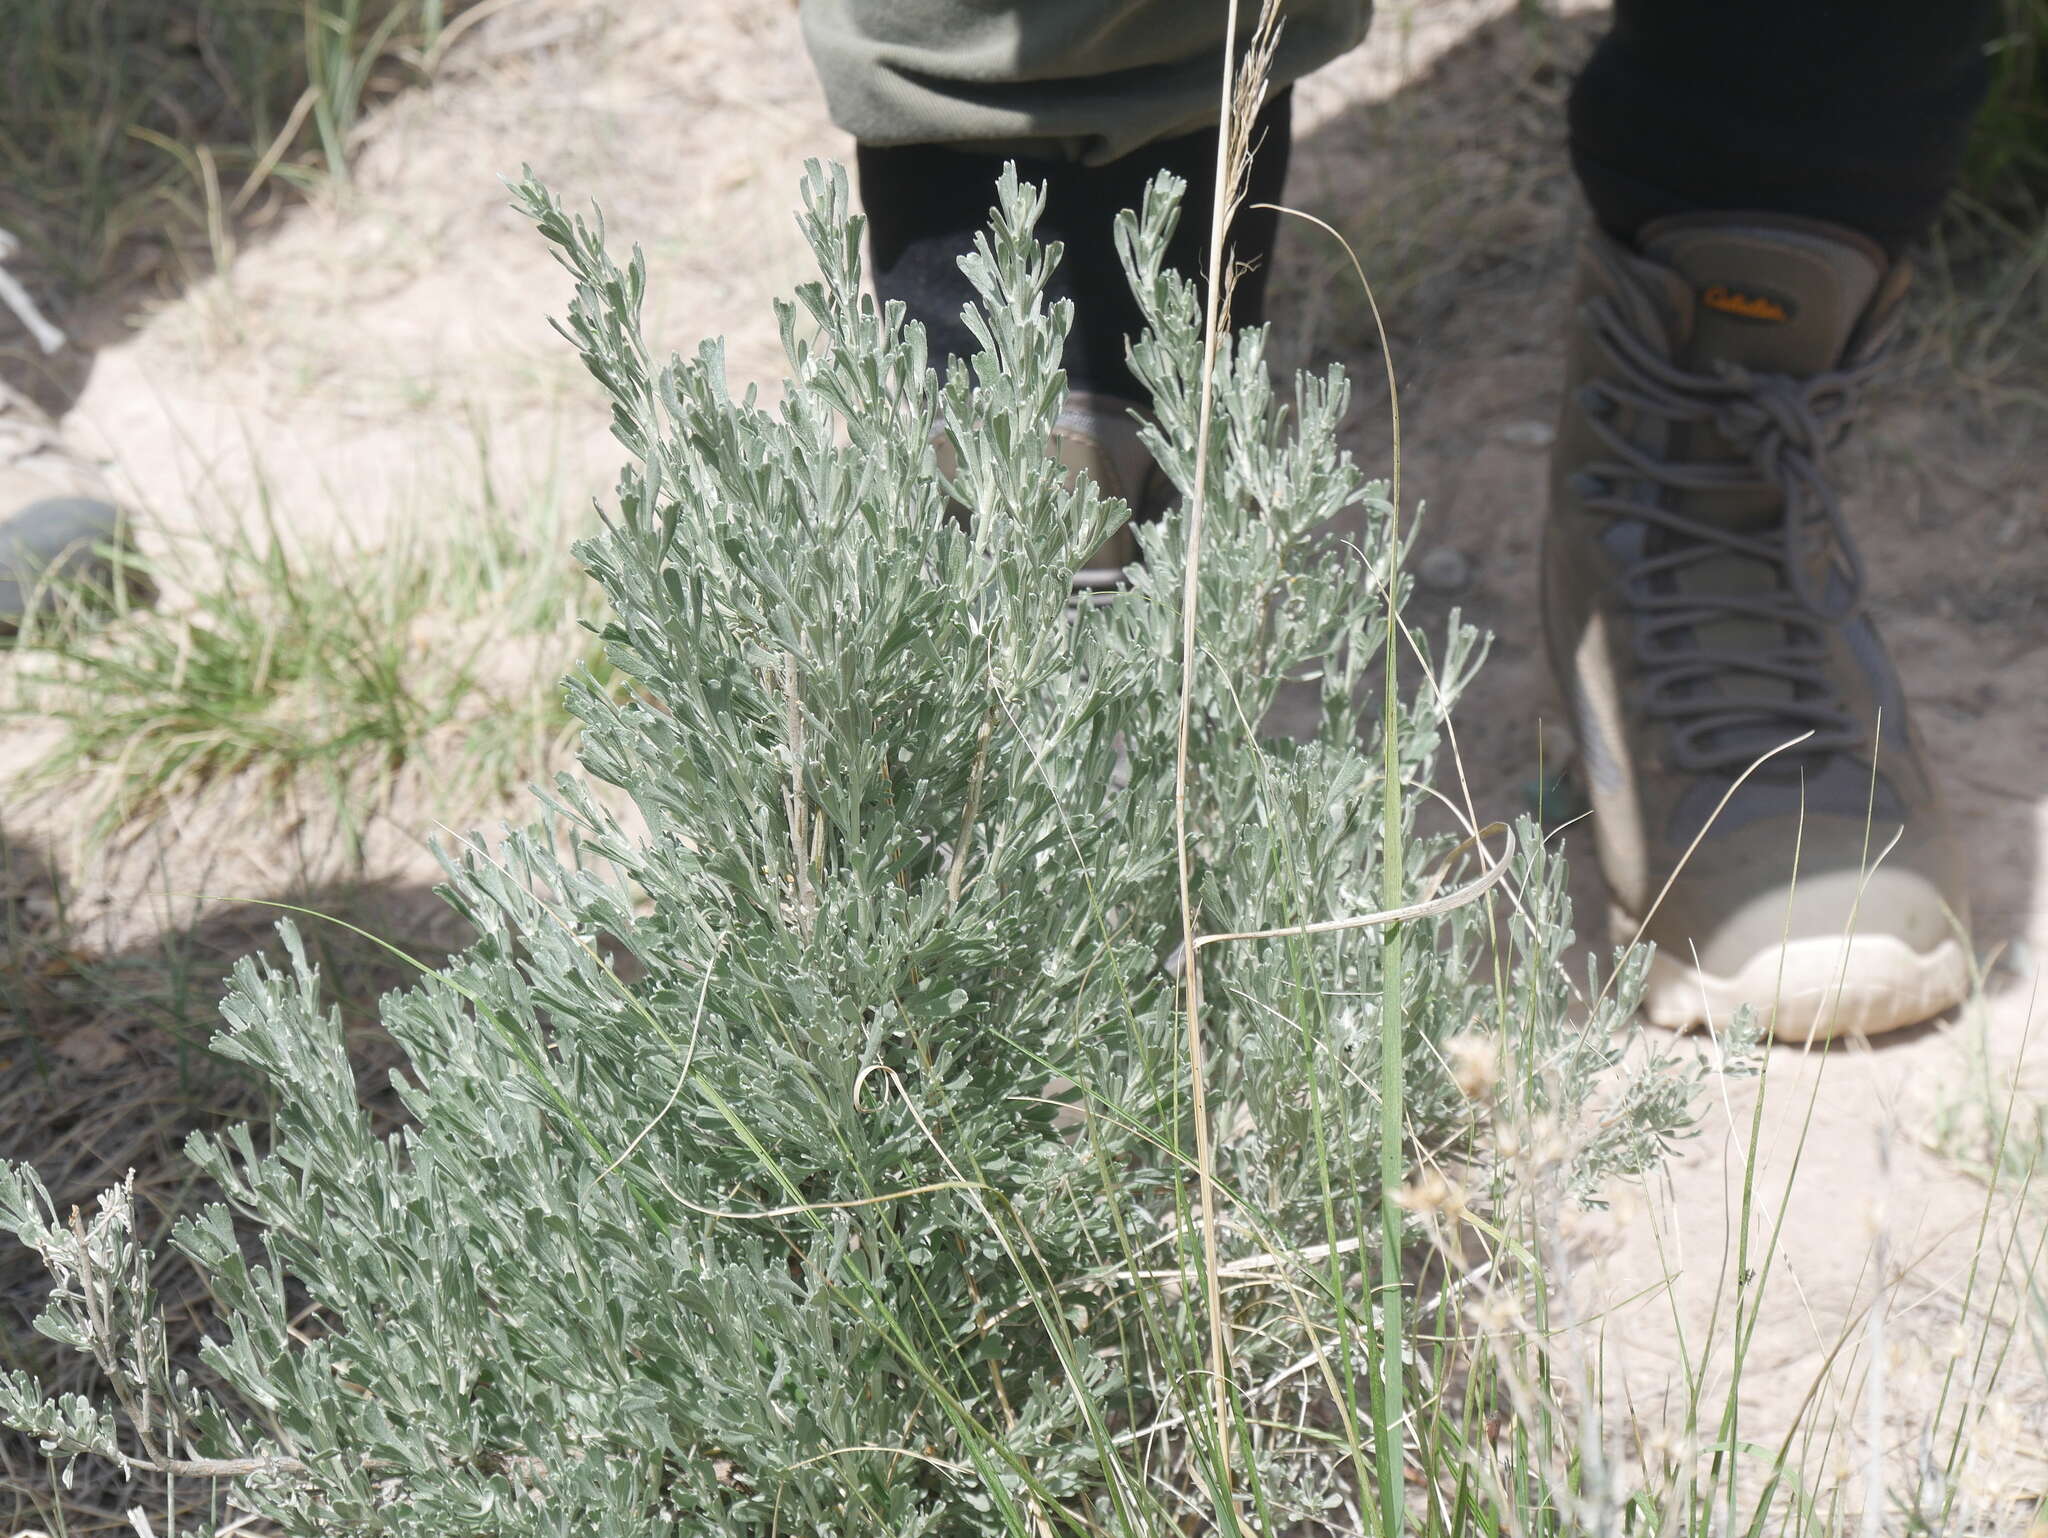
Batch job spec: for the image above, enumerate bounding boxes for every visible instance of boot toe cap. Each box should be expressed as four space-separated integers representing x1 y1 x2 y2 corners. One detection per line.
1625 865 1970 1041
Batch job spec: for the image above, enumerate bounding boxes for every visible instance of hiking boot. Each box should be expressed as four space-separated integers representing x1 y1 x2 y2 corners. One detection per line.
1543 212 1969 1041
936 389 1172 593
1054 392 1173 592
0 379 141 638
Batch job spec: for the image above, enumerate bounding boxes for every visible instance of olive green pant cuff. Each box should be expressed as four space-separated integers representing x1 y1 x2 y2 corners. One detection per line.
798 0 1371 163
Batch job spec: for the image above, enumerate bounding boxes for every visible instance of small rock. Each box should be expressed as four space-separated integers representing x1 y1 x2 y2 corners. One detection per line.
1497 419 1555 450
1533 720 1577 766
1994 512 2029 549
1523 771 1589 829
1417 546 1472 594
54 1024 130 1075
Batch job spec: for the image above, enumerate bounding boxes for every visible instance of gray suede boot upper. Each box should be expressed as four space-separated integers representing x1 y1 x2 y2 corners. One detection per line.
1543 212 1969 1040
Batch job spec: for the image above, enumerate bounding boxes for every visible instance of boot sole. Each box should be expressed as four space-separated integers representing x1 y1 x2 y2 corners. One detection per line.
1611 905 1970 1043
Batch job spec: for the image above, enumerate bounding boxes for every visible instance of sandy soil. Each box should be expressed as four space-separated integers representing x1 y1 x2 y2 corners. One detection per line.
4 0 2044 1526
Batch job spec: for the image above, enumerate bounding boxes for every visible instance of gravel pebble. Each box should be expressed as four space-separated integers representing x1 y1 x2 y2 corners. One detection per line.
1496 419 1556 450
1417 546 1472 594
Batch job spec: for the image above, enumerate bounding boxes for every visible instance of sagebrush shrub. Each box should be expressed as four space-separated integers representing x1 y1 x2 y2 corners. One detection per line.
1 164 1683 1536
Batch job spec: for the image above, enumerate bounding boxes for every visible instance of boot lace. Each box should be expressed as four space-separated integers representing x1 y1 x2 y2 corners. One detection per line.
1574 291 1887 774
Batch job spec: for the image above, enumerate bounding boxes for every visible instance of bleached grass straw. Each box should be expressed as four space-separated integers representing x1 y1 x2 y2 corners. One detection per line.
1172 0 1256 1512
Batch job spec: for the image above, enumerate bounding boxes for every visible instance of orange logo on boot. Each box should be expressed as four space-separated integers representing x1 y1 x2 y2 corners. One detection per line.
1700 283 1795 323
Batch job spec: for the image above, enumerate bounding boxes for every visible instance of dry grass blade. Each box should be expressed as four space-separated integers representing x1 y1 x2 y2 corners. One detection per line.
1193 821 1514 953
1171 0 1286 1520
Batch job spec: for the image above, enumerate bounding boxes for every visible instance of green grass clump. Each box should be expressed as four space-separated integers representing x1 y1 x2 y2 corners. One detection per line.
4 492 599 839
1 0 470 293
1961 0 2048 219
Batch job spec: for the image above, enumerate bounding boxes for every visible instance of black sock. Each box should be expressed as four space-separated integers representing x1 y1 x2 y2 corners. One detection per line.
857 88 1293 401
1569 0 1998 257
